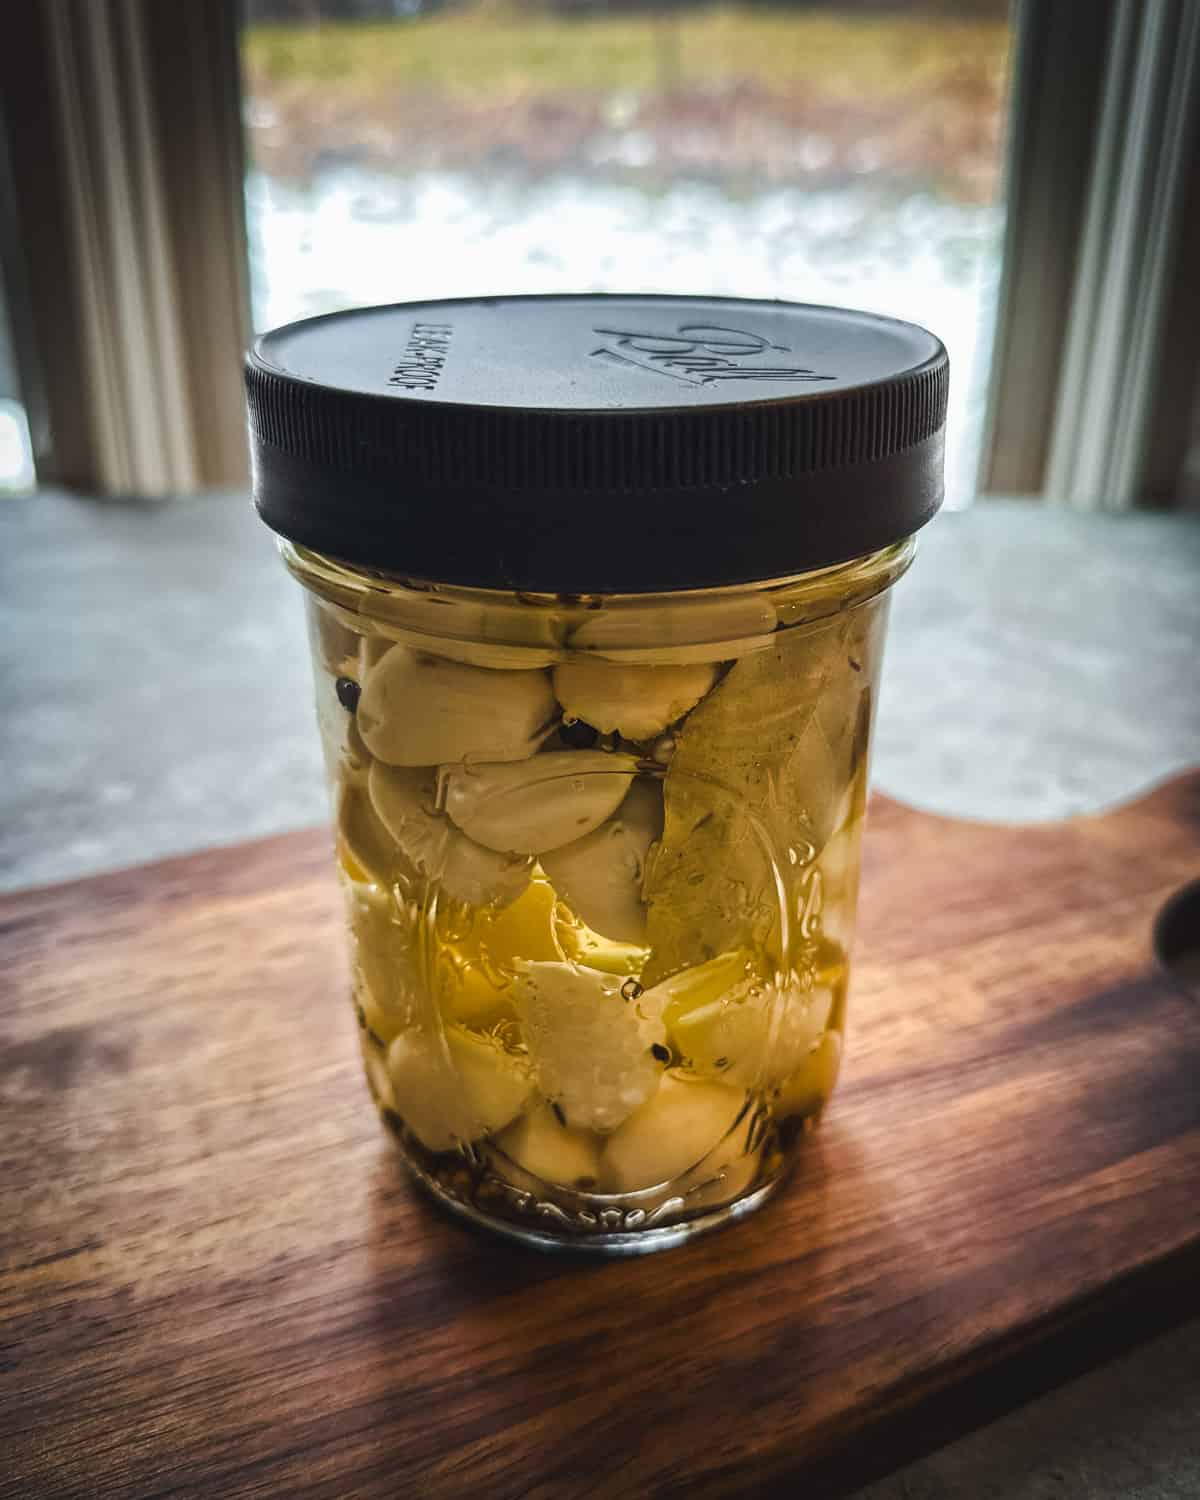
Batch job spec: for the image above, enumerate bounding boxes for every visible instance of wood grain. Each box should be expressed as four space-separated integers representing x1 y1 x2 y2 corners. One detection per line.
2 775 1199 1500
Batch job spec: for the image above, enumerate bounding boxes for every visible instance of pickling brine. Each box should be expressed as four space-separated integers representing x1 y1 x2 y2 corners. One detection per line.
291 541 906 1247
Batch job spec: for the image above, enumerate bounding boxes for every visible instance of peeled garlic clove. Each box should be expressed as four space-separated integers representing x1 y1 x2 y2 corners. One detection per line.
553 659 718 741
601 1074 755 1195
641 950 833 1087
369 761 532 908
358 634 393 674
558 927 647 976
311 659 371 787
435 877 564 1023
437 961 514 1027
639 949 759 1026
449 1027 535 1135
413 640 562 670
497 1103 602 1189
774 1029 843 1121
368 762 443 869
442 751 638 856
815 788 866 953
309 601 361 674
359 644 555 767
344 714 372 782
386 1025 533 1151
515 960 666 1132
540 779 662 945
336 782 401 887
671 979 834 1088
346 879 420 1044
359 1032 397 1113
442 836 533 912
385 1031 470 1151
357 595 568 670
476 877 563 974
640 615 860 984
568 595 776 666
387 608 566 671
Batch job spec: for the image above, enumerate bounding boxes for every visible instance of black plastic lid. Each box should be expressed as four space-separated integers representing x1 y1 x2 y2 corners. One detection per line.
246 294 948 593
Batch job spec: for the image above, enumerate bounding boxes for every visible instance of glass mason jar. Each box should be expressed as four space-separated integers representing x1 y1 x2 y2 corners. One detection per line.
247 295 947 1252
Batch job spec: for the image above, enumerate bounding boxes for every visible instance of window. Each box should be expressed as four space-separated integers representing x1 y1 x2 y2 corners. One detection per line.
0 118 35 495
0 299 34 495
238 0 1013 507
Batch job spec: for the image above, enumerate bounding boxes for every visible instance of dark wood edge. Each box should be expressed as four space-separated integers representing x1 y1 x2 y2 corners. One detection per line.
759 1241 1200 1498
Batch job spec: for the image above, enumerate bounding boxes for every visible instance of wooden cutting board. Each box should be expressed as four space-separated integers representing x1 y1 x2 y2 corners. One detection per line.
2 775 1199 1500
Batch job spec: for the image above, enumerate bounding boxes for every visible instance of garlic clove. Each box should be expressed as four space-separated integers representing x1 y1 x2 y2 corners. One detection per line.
476 877 563 974
814 789 866 953
359 1032 397 1113
639 948 759 1024
640 949 834 1087
443 826 534 911
438 962 516 1027
358 633 393 675
442 751 639 856
355 593 569 671
434 877 564 1022
670 979 834 1088
311 658 371 788
359 644 555 767
336 782 402 887
386 1025 533 1152
381 617 565 672
515 959 666 1132
568 595 776 666
553 659 718 741
412 640 562 670
774 1029 843 1121
600 1074 756 1196
384 1031 468 1152
496 1104 603 1189
343 714 372 783
540 779 663 945
309 600 361 675
346 878 420 1045
640 613 865 985
449 1027 535 1136
368 762 443 870
557 926 648 977
369 761 532 909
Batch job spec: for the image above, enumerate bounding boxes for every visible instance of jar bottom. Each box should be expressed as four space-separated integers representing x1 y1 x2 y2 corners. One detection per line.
378 1108 795 1256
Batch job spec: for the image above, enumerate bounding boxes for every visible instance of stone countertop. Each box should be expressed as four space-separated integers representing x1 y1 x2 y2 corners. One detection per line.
2 491 1197 890
1 487 1198 1497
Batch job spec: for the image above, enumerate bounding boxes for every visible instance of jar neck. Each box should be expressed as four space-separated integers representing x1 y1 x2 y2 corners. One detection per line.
283 537 915 664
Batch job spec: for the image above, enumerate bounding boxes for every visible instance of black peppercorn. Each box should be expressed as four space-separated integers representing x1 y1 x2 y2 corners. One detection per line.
336 676 361 713
559 718 599 749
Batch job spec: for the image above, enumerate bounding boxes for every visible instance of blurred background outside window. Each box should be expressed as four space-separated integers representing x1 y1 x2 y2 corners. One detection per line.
239 0 1012 508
